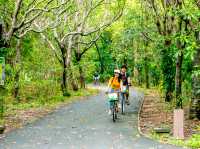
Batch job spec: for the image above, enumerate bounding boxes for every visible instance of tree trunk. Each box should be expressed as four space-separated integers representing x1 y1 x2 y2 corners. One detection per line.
151 0 175 102
74 52 86 89
144 57 149 89
78 61 85 89
61 35 73 96
0 22 4 48
70 78 78 91
61 61 67 94
13 39 21 101
162 40 175 102
189 0 200 119
61 47 70 96
175 17 186 109
175 50 183 108
162 41 174 102
68 66 78 91
137 67 142 86
190 27 200 119
144 43 149 89
61 62 70 96
95 42 104 74
6 0 23 45
74 33 85 88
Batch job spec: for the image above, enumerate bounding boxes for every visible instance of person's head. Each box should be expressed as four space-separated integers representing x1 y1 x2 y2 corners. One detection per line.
121 65 127 73
114 69 120 77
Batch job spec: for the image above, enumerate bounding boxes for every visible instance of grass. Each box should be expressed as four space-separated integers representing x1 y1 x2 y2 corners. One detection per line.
0 88 98 132
150 132 200 149
5 88 99 117
169 134 200 149
1 86 99 132
139 87 200 149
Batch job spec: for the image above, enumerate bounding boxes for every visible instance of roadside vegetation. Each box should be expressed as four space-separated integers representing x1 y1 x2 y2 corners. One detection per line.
0 0 199 147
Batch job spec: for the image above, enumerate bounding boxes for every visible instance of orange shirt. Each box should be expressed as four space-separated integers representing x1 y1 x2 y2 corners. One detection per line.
108 77 121 90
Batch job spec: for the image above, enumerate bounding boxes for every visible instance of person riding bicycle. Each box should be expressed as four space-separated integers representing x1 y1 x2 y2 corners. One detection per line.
120 65 131 105
93 72 100 85
106 69 122 114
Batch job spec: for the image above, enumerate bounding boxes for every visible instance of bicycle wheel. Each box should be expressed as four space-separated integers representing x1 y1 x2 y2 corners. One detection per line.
115 102 118 119
112 106 116 122
112 101 118 122
121 93 125 114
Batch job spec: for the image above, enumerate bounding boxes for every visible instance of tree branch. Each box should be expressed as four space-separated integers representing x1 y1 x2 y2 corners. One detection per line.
34 23 63 64
6 0 23 43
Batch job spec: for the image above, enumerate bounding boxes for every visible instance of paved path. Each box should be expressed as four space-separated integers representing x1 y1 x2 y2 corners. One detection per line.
0 86 184 149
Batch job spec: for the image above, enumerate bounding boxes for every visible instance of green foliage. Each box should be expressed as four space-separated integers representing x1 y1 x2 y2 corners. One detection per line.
151 132 200 149
5 86 98 116
0 0 199 143
149 63 161 86
169 134 200 149
160 44 176 98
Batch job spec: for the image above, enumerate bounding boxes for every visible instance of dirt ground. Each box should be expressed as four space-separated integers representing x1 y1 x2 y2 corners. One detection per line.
4 106 56 134
139 90 200 138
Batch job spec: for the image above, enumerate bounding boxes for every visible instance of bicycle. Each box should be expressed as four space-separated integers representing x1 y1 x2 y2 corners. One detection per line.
121 85 128 114
93 77 99 86
107 92 119 122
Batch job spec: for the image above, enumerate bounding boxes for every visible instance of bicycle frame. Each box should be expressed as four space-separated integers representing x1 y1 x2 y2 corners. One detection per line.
121 86 128 114
108 92 119 122
110 100 118 122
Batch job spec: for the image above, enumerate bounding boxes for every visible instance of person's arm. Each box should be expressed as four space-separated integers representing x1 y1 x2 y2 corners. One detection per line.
127 73 131 86
106 77 112 93
128 77 131 85
120 80 123 91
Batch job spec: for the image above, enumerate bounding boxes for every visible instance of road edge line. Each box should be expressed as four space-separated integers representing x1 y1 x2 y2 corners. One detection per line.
137 92 149 138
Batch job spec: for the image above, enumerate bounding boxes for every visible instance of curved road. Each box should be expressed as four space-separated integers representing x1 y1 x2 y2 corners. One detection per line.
0 86 184 149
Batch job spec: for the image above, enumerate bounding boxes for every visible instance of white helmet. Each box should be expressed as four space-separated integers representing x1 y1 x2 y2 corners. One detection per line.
114 69 120 74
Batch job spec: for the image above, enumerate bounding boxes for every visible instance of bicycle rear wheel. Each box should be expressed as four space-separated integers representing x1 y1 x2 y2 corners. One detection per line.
121 93 125 114
115 102 118 119
112 107 116 122
112 101 118 122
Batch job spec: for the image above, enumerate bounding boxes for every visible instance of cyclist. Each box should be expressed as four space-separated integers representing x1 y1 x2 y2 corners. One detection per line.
93 72 100 85
106 69 122 114
120 65 131 105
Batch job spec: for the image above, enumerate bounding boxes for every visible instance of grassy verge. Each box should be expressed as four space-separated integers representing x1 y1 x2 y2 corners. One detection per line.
138 87 200 149
150 131 200 149
5 88 98 114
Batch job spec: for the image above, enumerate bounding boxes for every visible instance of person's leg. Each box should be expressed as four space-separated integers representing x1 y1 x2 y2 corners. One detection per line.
107 89 114 115
108 101 112 115
126 85 130 105
116 90 121 111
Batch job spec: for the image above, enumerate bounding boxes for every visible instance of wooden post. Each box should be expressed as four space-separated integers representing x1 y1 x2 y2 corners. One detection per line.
173 109 184 139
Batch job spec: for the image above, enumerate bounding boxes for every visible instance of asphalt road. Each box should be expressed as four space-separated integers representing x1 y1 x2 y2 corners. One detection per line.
0 86 184 149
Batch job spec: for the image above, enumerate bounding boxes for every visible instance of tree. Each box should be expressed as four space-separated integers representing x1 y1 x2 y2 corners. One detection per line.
190 0 200 119
1 0 61 47
0 0 68 99
35 0 125 93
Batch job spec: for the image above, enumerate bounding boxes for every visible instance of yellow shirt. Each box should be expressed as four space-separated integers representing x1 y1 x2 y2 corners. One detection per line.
108 77 121 90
